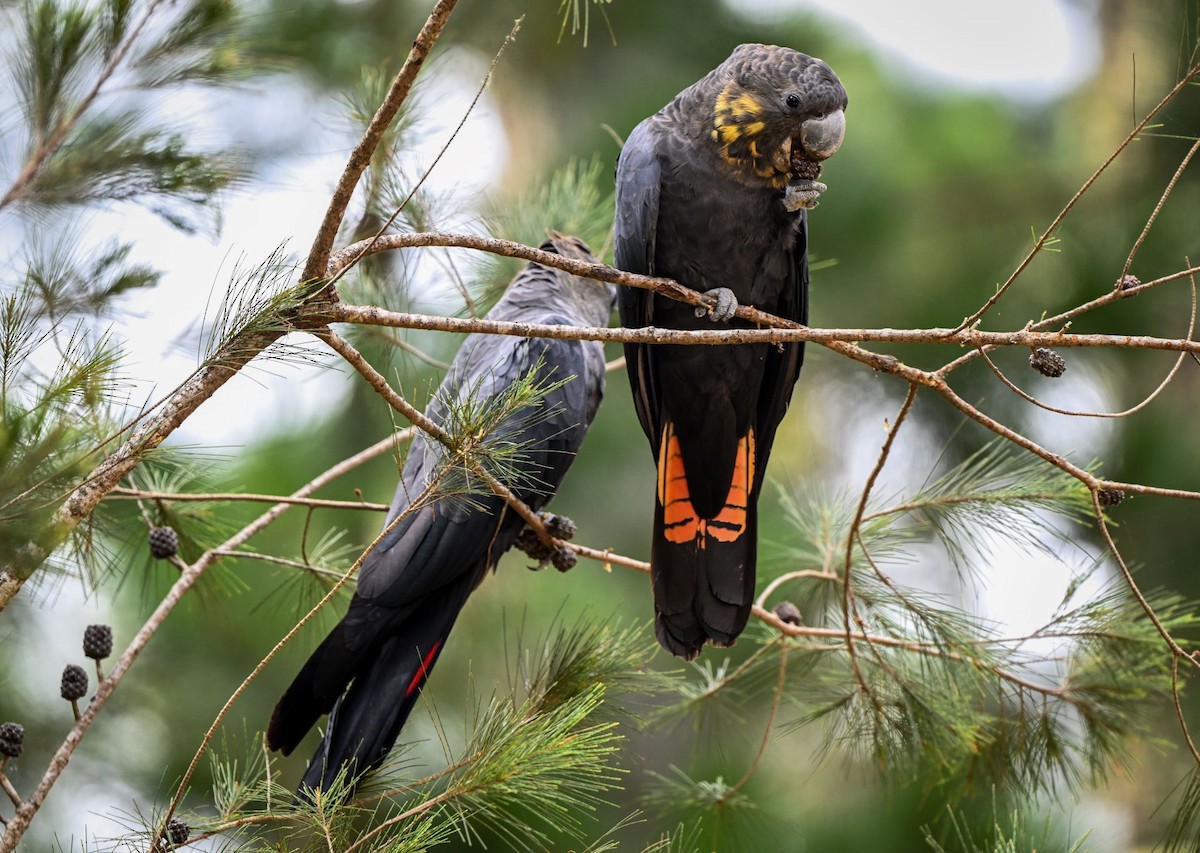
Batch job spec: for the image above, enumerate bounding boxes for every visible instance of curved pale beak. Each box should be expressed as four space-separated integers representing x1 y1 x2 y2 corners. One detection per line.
799 108 845 160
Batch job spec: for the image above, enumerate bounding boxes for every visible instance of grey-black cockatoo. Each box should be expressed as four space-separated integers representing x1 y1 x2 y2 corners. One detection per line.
267 233 615 791
614 44 847 659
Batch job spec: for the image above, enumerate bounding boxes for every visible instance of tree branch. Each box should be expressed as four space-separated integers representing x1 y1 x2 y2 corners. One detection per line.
0 433 403 849
302 0 460 282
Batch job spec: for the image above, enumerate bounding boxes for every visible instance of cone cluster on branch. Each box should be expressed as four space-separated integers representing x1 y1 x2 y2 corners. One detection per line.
1029 347 1067 378
0 722 24 758
148 526 179 559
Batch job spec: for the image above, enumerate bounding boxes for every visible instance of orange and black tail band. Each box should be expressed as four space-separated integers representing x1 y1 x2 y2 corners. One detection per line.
656 422 755 548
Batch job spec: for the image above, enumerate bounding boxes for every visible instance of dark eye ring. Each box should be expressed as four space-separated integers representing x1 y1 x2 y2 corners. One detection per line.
785 93 801 109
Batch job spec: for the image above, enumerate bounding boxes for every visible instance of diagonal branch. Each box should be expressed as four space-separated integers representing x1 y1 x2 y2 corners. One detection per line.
302 0 460 282
0 432 404 850
951 59 1200 333
320 328 558 544
108 486 390 512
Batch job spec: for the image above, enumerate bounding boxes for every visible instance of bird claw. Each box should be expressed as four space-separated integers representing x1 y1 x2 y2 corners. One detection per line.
783 180 827 212
695 287 738 322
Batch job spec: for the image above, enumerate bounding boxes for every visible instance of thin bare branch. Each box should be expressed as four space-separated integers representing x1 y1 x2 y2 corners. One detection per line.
109 487 389 512
978 275 1196 418
951 59 1200 333
1091 489 1194 664
841 384 920 699
755 569 841 611
1122 138 1200 278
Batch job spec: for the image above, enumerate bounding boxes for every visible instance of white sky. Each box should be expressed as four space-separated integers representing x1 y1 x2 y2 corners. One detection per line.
727 0 1100 99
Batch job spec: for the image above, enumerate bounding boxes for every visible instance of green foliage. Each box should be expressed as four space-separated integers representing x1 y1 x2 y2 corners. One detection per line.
1166 766 1200 853
134 621 641 850
25 115 242 232
15 0 93 144
923 797 1089 853
23 238 160 318
476 156 615 304
426 356 574 510
3 0 258 228
200 245 326 367
0 286 120 579
557 0 615 47
513 617 665 721
644 767 763 851
131 0 249 87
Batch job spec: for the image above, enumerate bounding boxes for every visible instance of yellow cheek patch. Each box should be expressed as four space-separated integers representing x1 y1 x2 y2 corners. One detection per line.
715 84 763 124
714 84 778 173
729 93 762 118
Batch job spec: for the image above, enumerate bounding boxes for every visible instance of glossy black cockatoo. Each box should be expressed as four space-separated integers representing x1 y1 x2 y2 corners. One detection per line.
267 234 615 791
614 44 847 659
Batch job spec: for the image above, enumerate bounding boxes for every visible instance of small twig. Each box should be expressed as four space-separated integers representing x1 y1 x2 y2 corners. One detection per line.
367 327 452 370
951 59 1200 333
213 549 351 580
299 506 316 566
1172 656 1200 767
108 487 389 512
842 384 920 697
0 772 20 809
860 491 1069 525
754 569 840 611
1091 490 1195 665
1122 138 1200 278
728 639 788 796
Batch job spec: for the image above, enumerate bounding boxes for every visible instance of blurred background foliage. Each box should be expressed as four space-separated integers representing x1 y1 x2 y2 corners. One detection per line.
4 0 1200 849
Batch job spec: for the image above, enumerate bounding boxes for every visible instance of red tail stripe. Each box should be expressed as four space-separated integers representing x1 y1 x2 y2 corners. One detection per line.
404 639 443 699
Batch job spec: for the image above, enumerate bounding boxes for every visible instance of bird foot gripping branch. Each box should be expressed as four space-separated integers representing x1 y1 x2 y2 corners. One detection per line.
694 287 739 321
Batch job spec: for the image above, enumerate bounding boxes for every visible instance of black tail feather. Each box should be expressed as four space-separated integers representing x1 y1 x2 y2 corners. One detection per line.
296 588 465 792
651 504 757 659
267 620 361 757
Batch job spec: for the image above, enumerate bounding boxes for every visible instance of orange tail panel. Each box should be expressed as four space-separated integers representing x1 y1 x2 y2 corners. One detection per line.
656 423 755 548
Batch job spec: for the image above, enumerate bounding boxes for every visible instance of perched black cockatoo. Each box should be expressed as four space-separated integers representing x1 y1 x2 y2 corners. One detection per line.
614 44 847 659
267 234 615 791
